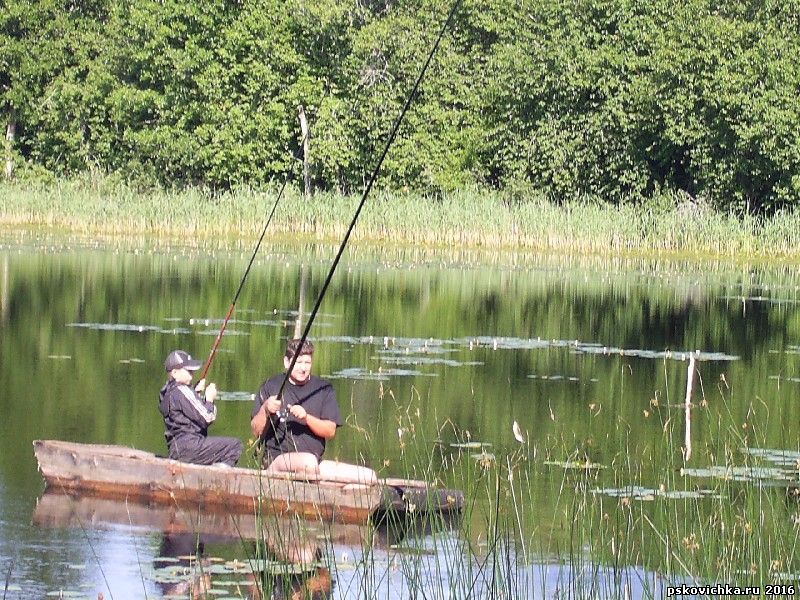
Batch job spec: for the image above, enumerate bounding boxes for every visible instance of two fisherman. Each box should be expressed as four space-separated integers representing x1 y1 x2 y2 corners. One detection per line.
159 340 376 482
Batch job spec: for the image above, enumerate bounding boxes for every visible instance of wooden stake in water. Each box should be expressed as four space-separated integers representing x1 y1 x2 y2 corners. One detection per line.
294 266 308 339
684 353 697 461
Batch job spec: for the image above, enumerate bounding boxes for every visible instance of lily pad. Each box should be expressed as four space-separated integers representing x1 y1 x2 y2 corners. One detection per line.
67 321 191 335
593 486 721 500
544 460 605 470
204 563 241 575
681 465 797 482
527 374 589 382
376 356 482 368
152 574 189 584
659 490 722 499
593 486 658 501
769 375 800 383
216 390 255 402
261 562 324 576
67 322 160 332
471 451 496 464
196 328 249 337
450 442 492 449
741 447 800 466
327 367 434 381
224 560 253 573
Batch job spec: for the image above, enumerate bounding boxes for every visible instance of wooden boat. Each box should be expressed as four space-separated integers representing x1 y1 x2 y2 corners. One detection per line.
33 440 464 526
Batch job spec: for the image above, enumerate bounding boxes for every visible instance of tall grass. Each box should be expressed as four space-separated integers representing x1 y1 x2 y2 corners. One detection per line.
286 374 800 599
3 179 800 259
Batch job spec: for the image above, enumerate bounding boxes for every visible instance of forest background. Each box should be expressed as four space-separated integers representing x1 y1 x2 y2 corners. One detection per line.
2 0 800 218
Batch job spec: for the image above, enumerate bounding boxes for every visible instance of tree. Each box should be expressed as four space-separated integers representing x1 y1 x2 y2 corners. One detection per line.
0 0 110 177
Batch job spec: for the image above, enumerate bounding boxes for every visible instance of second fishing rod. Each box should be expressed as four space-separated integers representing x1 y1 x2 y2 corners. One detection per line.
198 136 307 383
269 0 464 428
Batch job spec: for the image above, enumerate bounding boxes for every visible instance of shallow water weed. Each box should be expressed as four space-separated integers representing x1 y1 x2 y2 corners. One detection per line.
345 379 800 597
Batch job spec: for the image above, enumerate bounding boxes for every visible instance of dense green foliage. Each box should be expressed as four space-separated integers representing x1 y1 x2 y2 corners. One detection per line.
2 0 800 211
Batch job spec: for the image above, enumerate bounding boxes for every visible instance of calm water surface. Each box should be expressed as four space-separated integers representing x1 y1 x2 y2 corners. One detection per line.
1 229 799 598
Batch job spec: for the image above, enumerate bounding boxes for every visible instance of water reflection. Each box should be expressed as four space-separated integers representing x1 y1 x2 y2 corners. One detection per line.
1 254 8 325
6 234 800 596
33 492 341 598
153 533 333 600
32 491 448 599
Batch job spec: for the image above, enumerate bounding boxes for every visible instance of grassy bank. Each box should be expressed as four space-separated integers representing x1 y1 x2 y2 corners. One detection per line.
2 180 800 258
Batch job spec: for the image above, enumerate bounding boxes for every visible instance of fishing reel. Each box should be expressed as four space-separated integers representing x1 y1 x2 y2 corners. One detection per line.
277 403 293 423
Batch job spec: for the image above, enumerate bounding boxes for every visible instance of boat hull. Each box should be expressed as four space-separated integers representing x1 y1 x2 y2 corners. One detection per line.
33 440 463 526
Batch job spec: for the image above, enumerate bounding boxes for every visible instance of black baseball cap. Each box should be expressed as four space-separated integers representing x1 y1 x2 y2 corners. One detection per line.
164 350 203 372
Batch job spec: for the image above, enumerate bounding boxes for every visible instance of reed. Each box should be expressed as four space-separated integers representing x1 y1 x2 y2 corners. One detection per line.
2 560 13 600
303 373 800 599
3 180 800 259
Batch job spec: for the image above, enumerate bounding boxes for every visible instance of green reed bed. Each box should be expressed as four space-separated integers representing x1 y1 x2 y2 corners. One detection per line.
277 374 800 599
553 386 799 593
3 180 800 258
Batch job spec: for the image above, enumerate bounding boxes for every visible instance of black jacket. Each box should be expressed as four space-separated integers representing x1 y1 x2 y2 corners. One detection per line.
159 379 217 445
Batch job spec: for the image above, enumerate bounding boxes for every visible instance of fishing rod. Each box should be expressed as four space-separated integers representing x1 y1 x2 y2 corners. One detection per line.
273 0 464 405
199 139 306 382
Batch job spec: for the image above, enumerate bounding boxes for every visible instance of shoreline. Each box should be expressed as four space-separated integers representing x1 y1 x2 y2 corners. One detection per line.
3 181 800 261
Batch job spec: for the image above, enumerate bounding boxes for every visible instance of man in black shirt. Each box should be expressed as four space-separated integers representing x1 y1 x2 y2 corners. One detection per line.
251 339 377 483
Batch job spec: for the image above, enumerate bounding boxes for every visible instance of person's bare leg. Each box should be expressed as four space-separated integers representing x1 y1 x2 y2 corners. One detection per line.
318 460 378 484
266 452 319 475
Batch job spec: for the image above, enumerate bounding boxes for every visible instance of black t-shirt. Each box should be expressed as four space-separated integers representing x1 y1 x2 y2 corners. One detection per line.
252 374 342 461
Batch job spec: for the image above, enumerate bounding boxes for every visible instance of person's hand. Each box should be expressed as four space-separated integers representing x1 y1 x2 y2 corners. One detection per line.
265 395 281 415
194 378 206 393
205 382 217 403
289 404 308 422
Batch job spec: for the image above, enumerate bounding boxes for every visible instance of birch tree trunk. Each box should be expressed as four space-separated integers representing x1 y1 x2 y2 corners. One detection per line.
5 112 16 180
298 105 311 197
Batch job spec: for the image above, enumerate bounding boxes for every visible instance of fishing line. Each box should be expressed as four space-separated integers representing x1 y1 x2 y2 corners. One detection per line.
271 0 463 423
199 136 307 381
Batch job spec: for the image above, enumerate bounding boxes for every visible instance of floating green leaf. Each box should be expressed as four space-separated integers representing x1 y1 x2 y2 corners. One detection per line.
544 460 605 470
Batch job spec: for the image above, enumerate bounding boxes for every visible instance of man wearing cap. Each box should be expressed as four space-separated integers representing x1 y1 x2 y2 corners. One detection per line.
159 349 243 466
250 339 377 483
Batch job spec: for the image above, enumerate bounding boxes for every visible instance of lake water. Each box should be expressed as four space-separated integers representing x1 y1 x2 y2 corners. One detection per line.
2 228 799 598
